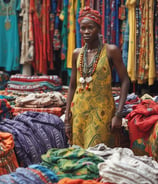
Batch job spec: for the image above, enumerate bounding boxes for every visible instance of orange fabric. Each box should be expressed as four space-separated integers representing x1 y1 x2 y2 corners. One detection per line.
0 132 19 175
58 178 106 184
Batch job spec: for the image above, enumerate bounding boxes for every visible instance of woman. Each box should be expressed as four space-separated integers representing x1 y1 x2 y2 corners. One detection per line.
65 7 130 148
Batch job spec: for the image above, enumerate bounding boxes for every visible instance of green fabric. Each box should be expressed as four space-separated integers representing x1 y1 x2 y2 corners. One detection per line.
41 147 103 180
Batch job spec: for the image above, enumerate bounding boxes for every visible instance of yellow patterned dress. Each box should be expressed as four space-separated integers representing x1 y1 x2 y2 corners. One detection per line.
71 44 115 148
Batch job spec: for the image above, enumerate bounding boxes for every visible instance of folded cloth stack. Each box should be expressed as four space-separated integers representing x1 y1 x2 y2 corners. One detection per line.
15 91 66 108
7 74 63 94
0 111 68 167
0 132 19 176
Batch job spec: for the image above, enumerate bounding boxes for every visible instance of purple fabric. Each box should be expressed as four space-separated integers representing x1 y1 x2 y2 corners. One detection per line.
0 111 67 167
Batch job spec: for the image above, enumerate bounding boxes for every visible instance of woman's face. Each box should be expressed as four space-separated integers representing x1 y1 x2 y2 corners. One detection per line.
80 18 100 44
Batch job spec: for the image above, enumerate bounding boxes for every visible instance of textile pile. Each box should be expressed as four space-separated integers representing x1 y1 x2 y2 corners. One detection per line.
0 111 68 167
7 74 63 94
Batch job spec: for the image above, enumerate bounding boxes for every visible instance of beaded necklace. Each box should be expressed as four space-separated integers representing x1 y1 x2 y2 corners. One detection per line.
79 41 102 91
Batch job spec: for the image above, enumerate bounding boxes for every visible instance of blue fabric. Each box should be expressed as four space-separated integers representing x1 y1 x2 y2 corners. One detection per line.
0 165 58 184
0 0 21 72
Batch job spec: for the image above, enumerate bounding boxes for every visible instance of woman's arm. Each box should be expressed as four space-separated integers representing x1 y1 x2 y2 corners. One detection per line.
64 48 80 139
106 44 130 131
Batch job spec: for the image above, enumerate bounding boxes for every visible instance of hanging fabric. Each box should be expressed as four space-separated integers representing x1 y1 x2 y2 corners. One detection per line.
0 0 21 72
29 0 53 74
126 0 137 82
66 0 76 68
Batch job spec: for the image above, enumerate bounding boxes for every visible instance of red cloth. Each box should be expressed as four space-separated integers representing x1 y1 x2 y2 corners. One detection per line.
78 7 101 26
126 99 158 147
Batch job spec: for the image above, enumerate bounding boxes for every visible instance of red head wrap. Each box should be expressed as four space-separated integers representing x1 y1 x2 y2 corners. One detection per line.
78 7 102 26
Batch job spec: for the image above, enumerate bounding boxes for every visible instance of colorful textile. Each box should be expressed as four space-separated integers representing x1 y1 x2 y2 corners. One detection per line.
41 147 103 180
0 111 67 167
9 74 62 84
13 106 64 117
71 44 115 148
126 99 158 160
0 71 9 90
7 81 62 92
0 99 13 121
0 164 58 184
78 6 102 26
0 0 21 72
0 132 19 176
137 0 155 85
60 0 68 70
57 178 110 184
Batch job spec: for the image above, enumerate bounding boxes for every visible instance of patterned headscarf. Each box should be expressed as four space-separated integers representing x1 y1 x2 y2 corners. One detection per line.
78 7 102 26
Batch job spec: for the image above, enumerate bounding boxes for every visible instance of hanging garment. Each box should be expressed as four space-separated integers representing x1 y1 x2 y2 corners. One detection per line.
66 0 76 68
155 0 158 79
137 0 155 85
126 0 137 82
29 0 53 74
0 132 19 176
71 44 116 148
20 0 34 64
0 0 21 72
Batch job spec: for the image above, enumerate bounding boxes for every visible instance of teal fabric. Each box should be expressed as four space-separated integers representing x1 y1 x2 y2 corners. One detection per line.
0 0 21 72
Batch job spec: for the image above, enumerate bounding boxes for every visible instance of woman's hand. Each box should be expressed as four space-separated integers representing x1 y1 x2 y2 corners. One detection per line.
110 116 122 133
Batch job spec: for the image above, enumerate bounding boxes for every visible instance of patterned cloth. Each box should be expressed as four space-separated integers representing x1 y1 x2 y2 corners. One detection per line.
41 147 103 180
13 106 64 117
0 99 13 121
78 6 102 26
0 164 58 184
136 0 155 85
0 71 9 90
0 111 67 167
0 132 19 176
9 74 62 85
71 44 115 148
126 99 158 160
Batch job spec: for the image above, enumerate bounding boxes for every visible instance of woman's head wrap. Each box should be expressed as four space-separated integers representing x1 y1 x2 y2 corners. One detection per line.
78 7 102 26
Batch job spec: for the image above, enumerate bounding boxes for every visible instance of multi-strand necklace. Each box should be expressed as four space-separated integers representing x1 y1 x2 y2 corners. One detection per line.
79 41 102 91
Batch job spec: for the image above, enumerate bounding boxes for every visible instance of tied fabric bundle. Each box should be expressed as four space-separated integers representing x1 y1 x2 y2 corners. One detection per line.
78 6 102 26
